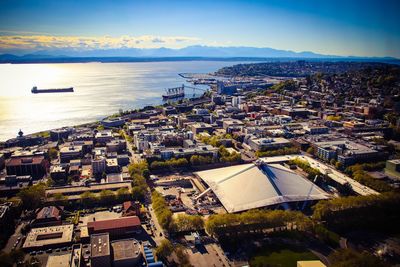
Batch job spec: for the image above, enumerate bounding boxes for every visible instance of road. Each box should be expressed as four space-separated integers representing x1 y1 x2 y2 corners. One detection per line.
301 155 379 196
3 222 24 253
261 154 379 196
147 204 165 246
123 129 143 164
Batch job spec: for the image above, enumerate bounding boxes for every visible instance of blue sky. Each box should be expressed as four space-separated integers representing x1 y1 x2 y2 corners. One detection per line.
0 0 399 57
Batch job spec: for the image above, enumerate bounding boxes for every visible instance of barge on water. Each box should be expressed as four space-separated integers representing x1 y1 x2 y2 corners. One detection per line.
162 85 185 99
31 86 74 94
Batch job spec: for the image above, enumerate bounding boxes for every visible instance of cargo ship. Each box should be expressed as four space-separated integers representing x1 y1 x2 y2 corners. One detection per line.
162 85 185 99
31 86 74 94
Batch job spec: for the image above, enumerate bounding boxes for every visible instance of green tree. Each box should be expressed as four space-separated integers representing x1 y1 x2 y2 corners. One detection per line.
329 249 388 267
152 191 173 230
190 155 213 166
116 187 131 202
312 192 400 233
48 148 58 160
205 209 311 238
150 158 189 170
335 161 343 170
46 178 55 187
80 191 97 207
175 246 193 267
256 146 300 158
170 214 204 232
155 239 174 260
52 193 68 205
17 183 46 209
99 190 115 204
128 161 149 177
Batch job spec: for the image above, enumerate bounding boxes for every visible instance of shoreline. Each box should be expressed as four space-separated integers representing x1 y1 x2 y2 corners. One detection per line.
0 95 211 144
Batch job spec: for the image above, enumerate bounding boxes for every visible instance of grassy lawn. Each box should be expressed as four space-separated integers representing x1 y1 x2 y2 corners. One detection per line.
250 244 318 267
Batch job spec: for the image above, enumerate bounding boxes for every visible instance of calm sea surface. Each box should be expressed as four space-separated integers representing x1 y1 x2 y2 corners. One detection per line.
0 61 241 141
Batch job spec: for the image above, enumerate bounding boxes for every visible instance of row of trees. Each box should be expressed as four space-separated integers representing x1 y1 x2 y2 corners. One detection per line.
128 161 150 178
312 192 400 233
189 155 213 166
128 161 150 200
256 146 300 158
329 248 389 267
288 158 322 179
77 188 131 207
150 152 241 170
150 158 189 170
344 162 392 192
205 209 312 237
151 191 173 230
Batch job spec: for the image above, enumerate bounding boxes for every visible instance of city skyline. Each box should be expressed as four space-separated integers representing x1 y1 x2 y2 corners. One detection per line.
0 0 399 58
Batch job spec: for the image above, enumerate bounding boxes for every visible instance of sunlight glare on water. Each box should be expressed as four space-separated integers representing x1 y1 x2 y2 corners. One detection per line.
0 61 239 141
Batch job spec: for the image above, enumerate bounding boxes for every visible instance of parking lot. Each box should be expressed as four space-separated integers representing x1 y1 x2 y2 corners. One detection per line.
185 243 231 267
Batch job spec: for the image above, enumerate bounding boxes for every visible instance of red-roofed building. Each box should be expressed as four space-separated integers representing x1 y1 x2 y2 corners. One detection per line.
122 201 141 217
87 216 141 238
6 156 48 178
32 206 63 228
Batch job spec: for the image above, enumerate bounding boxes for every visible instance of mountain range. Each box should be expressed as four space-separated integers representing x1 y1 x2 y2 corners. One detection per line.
0 45 398 63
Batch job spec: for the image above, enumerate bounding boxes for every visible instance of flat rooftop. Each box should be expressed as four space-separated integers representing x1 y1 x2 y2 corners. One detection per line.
46 253 71 267
60 146 82 153
23 224 73 249
88 216 141 232
111 238 141 261
91 233 110 258
46 182 132 197
6 156 45 166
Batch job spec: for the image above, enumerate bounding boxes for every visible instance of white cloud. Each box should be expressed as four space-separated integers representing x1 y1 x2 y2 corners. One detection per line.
0 34 201 50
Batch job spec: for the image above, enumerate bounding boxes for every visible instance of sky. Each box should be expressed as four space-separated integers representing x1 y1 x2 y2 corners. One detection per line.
0 0 399 58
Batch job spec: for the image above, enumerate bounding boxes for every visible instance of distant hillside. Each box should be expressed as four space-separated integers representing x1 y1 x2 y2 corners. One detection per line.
214 61 399 77
0 45 399 64
1 45 331 58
